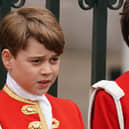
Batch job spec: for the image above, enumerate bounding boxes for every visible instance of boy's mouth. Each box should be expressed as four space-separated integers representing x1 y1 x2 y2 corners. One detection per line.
37 80 51 88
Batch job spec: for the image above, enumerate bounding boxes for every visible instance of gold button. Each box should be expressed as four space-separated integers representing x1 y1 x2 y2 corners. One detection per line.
21 105 37 115
28 121 41 129
52 118 60 128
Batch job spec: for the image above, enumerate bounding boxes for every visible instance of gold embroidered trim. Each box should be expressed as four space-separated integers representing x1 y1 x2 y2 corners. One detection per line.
35 104 48 129
21 105 37 115
3 86 36 104
28 121 41 129
4 86 60 129
52 118 60 128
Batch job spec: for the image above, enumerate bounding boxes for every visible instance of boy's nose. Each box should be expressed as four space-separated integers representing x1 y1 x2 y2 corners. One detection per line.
40 63 52 75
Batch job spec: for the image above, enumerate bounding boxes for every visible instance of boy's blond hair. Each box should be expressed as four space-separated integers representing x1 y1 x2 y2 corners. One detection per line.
0 7 65 57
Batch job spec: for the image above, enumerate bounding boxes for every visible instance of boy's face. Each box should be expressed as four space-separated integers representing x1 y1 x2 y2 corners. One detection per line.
2 38 60 95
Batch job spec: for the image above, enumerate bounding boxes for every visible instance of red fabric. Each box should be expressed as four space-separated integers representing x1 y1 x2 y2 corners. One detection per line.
91 71 129 129
46 94 85 129
91 90 119 129
0 90 85 129
0 90 40 129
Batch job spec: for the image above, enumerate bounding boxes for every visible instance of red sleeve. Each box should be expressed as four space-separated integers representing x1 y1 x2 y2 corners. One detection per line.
91 90 120 129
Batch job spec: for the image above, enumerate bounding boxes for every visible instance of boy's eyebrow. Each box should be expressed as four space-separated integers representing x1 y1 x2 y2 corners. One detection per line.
27 56 45 59
27 54 60 59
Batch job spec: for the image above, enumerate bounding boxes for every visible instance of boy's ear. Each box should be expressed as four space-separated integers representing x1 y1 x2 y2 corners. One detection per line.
1 49 14 70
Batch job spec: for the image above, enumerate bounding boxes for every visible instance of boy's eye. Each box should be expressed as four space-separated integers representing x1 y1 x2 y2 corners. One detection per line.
50 57 59 63
31 59 41 64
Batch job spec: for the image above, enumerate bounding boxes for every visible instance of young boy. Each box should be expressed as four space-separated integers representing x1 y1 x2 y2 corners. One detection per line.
0 7 85 129
88 0 129 129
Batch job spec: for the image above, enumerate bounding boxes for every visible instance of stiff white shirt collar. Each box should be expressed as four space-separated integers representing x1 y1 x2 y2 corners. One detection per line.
6 72 52 129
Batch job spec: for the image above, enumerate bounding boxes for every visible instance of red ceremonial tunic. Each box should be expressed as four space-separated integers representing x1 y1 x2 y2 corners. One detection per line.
0 86 85 129
91 71 129 129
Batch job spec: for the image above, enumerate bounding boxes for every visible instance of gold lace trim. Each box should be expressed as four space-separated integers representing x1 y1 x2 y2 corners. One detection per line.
28 121 41 129
52 118 60 128
4 86 60 129
3 86 36 104
21 105 38 115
